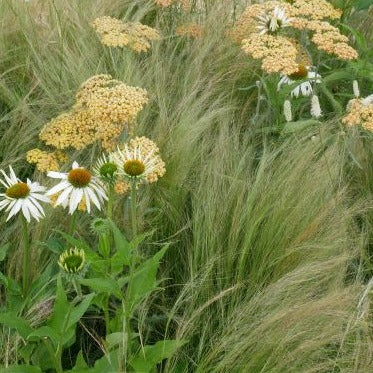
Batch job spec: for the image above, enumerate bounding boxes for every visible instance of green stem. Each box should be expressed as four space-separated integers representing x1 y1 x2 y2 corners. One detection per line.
43 338 62 373
104 296 110 335
68 213 77 236
72 277 82 299
21 216 31 297
130 180 138 238
107 184 114 220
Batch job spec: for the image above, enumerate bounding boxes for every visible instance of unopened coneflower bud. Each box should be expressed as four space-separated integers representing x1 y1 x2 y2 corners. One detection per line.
353 80 360 98
310 95 322 118
284 100 292 122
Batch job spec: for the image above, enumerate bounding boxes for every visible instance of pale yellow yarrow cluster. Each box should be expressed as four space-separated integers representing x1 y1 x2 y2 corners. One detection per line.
230 0 356 74
291 19 358 60
39 74 148 152
114 180 131 195
92 16 161 52
26 149 68 172
342 98 373 132
241 34 299 75
289 0 342 20
155 0 191 11
176 23 204 39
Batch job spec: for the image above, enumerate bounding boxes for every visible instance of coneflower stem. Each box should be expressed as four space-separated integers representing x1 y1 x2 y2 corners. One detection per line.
69 213 77 236
21 216 31 297
107 184 114 220
130 180 138 238
72 277 82 299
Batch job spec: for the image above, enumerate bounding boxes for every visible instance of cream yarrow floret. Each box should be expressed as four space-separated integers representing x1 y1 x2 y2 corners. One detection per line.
0 166 50 222
46 162 107 214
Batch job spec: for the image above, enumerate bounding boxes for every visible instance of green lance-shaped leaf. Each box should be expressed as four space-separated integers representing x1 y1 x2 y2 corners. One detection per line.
130 339 186 373
127 244 169 311
0 313 33 339
79 278 122 299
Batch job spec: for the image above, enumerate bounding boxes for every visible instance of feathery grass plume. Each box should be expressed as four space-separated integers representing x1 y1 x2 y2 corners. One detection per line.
26 149 68 173
39 74 148 151
164 131 372 372
92 16 161 52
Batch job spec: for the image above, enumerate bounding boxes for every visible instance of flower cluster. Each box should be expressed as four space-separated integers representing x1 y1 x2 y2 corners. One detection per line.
176 23 204 39
231 0 357 75
26 149 68 172
38 74 148 153
241 34 299 75
342 97 373 132
92 17 161 52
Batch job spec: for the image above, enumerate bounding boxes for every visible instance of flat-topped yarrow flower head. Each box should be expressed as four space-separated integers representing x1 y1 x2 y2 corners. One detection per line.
0 166 49 222
46 161 107 214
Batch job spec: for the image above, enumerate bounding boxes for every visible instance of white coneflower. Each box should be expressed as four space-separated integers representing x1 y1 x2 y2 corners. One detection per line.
112 137 165 184
46 162 107 214
0 166 49 222
278 64 321 98
284 100 292 122
310 95 322 118
257 7 291 34
353 80 360 98
92 154 118 184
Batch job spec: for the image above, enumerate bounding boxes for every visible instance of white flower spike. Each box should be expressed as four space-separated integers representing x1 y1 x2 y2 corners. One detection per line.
46 162 107 214
0 166 49 222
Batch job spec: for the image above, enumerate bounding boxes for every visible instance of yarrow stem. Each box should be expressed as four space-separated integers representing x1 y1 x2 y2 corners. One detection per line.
21 215 31 297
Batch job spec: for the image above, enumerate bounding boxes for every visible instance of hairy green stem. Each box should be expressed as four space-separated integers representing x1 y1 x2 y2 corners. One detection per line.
21 216 31 297
130 180 138 238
